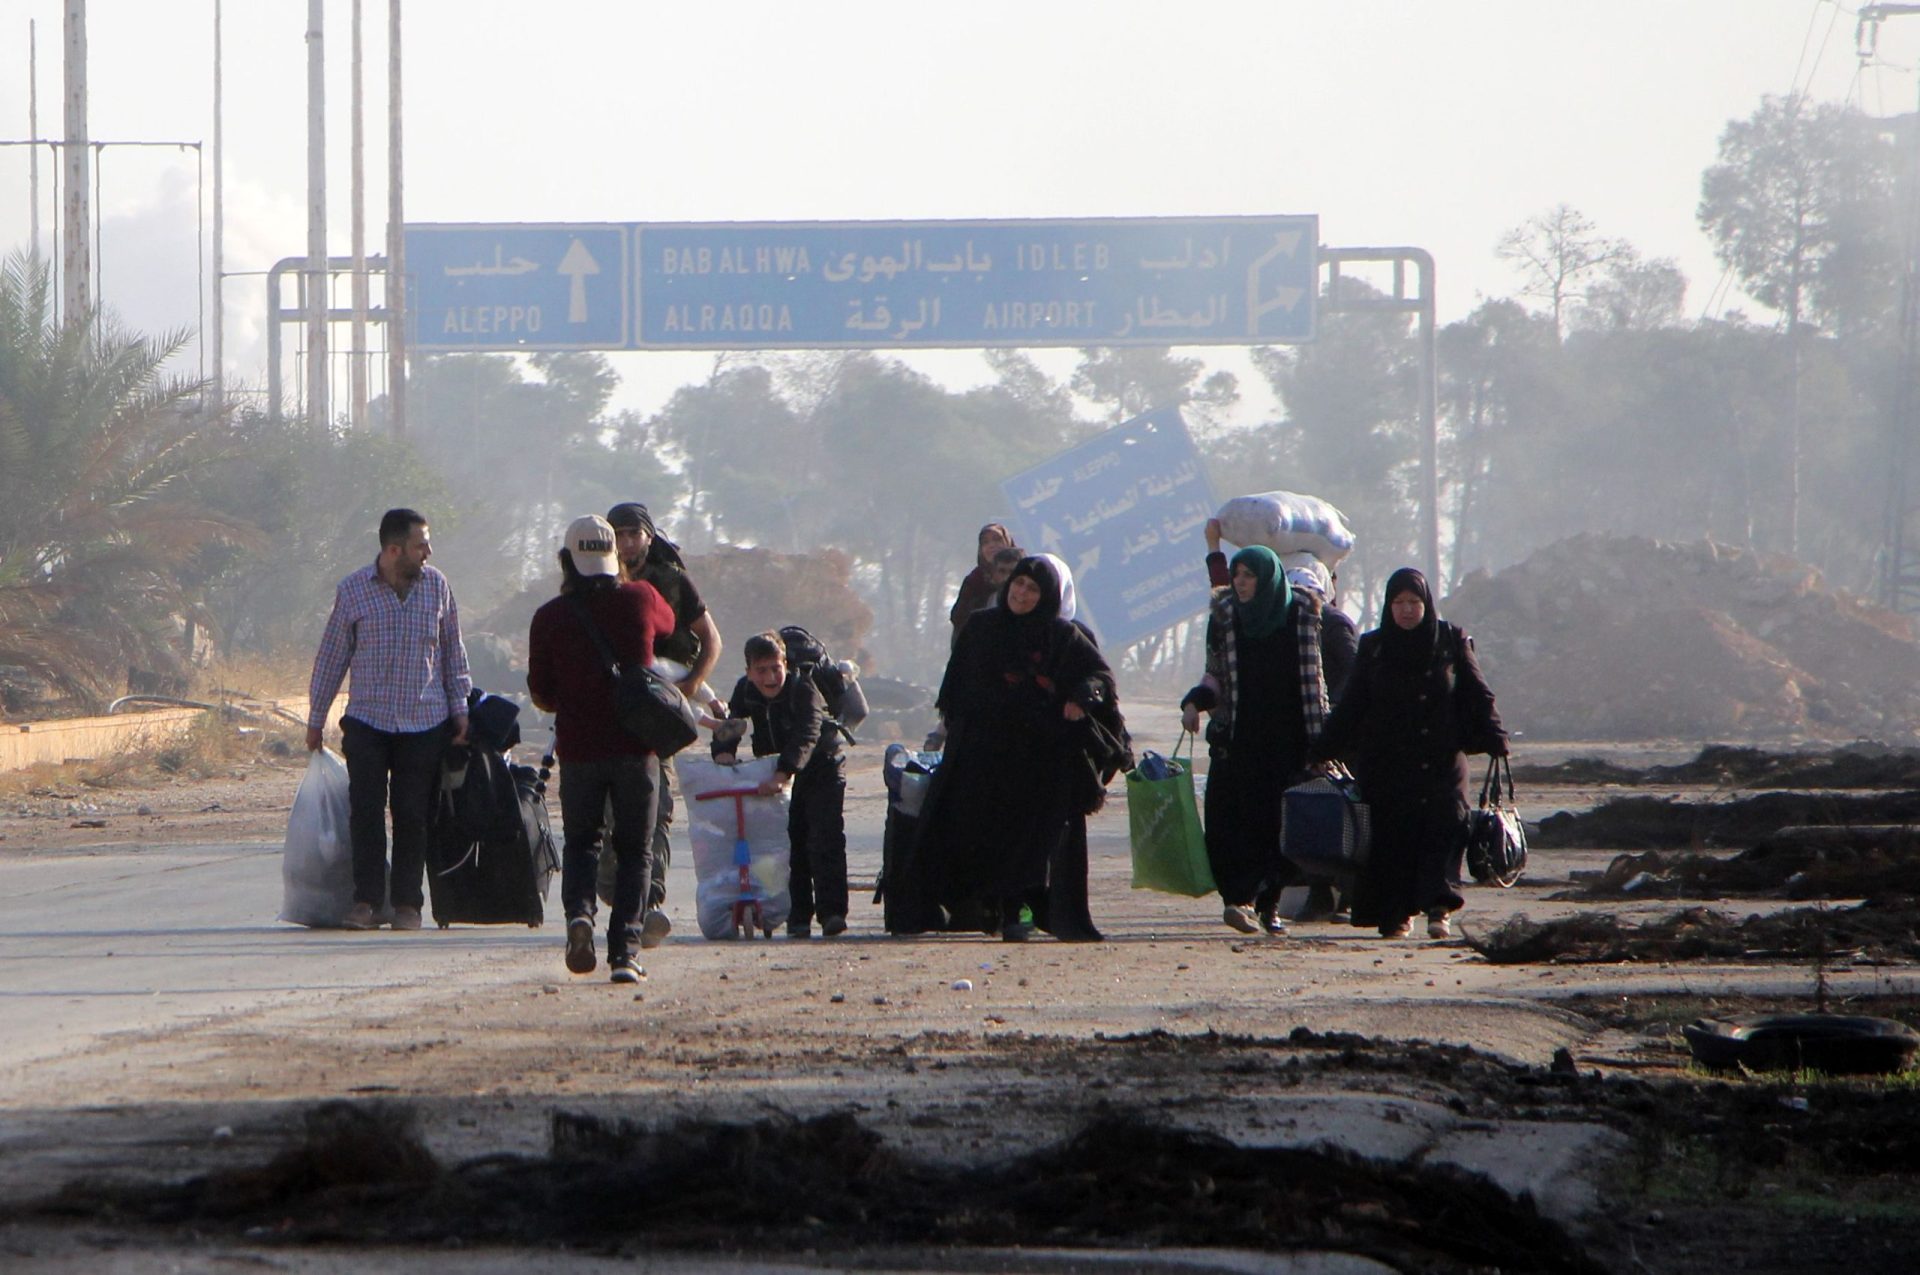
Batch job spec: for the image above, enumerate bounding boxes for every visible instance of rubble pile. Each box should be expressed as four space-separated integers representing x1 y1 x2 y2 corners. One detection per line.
1444 534 1920 742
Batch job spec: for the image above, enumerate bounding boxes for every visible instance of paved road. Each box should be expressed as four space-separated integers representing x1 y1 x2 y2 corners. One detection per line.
0 784 899 1076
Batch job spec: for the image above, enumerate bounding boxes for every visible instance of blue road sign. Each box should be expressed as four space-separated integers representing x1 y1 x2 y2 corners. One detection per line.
406 223 630 351
636 217 1315 350
999 406 1218 651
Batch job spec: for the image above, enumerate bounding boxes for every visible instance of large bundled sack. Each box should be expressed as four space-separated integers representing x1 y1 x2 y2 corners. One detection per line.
677 752 792 938
280 749 375 927
1216 491 1355 566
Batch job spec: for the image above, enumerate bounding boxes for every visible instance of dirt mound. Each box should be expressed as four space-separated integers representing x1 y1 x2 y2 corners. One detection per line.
1445 534 1920 742
1466 901 1920 965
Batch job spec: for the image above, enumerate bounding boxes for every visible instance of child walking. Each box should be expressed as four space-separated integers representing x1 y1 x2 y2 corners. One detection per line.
712 632 849 937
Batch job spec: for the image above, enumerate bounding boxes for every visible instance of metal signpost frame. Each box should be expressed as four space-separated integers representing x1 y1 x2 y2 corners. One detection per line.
1321 247 1440 592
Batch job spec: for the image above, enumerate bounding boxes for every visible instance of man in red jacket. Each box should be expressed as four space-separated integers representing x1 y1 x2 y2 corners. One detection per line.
527 515 676 984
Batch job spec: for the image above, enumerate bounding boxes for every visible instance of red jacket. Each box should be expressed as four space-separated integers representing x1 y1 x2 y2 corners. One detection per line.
527 581 675 761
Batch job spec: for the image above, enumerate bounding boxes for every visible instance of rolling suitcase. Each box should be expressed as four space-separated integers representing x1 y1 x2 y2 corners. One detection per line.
427 746 558 927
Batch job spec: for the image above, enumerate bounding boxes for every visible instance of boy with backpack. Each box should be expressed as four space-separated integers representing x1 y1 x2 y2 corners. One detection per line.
712 630 851 938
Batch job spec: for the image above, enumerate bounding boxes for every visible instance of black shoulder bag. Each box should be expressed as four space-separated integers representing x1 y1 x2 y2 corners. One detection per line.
1465 755 1527 887
566 594 700 758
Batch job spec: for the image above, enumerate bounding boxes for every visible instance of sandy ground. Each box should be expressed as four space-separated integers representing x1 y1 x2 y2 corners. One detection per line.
1 709 1916 1272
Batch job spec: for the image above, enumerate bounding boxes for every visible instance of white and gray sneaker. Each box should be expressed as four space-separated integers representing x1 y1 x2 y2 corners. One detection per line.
640 909 673 950
610 956 645 984
1222 904 1260 935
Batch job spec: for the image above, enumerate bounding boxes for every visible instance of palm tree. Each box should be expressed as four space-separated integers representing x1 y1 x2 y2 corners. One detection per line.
0 252 255 711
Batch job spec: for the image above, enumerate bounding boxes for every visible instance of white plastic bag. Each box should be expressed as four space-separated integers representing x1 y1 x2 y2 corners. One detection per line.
1216 491 1356 566
279 749 358 927
676 752 792 937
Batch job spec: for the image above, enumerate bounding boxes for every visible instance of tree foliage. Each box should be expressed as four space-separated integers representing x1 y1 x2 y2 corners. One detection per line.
0 253 255 707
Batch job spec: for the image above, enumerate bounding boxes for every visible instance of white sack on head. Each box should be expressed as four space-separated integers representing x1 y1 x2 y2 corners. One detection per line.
1215 491 1355 566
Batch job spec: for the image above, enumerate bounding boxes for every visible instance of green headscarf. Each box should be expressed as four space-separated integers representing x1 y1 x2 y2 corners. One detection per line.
1228 544 1292 640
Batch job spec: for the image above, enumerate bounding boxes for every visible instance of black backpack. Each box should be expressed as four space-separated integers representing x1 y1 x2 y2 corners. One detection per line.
778 625 867 736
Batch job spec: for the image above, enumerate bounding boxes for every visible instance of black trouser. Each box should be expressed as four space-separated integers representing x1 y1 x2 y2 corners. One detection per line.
341 716 449 911
1203 745 1303 909
786 756 848 927
596 757 676 911
560 753 661 962
649 760 677 910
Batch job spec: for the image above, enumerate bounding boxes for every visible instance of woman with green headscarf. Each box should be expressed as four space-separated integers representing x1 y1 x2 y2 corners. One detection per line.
1180 544 1332 936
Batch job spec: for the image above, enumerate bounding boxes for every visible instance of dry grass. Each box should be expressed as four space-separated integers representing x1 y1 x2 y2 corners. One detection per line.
0 709 305 800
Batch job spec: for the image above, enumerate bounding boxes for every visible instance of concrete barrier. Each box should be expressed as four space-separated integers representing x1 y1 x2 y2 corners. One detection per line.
0 698 309 772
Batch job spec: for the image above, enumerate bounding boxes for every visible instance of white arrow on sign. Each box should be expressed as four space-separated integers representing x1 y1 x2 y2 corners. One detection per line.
1038 523 1064 553
558 238 601 324
1075 544 1101 579
1246 232 1309 335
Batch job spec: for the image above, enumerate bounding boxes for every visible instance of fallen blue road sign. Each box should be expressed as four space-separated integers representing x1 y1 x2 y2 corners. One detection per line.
406 223 631 351
998 406 1219 651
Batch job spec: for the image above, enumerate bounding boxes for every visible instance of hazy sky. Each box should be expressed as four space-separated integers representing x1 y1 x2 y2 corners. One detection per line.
0 0 1913 422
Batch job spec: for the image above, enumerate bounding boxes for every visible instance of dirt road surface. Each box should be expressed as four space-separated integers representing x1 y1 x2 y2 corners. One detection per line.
1 712 1916 1272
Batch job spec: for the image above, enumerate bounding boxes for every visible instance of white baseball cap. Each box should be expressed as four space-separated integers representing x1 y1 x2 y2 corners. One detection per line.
564 514 619 577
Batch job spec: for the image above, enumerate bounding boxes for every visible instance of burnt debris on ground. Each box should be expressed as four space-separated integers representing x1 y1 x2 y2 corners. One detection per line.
26 1097 1603 1274
21 1027 1920 1275
1465 901 1920 965
1514 743 1920 790
1556 835 1920 902
1530 791 1920 850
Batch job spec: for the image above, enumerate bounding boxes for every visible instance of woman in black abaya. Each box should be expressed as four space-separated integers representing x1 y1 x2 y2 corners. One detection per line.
1309 567 1506 939
905 557 1119 941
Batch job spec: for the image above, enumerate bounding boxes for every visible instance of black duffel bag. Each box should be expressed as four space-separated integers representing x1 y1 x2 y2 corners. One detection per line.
567 596 700 757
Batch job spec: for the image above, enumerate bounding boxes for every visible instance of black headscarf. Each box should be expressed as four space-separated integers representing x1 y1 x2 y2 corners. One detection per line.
1378 566 1439 669
998 555 1063 626
606 501 688 571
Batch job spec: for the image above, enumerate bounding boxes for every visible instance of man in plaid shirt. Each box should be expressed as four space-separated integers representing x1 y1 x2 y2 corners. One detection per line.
306 509 472 931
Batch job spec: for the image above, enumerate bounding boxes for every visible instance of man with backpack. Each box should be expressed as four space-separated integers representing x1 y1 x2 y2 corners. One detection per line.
713 630 852 938
606 501 725 946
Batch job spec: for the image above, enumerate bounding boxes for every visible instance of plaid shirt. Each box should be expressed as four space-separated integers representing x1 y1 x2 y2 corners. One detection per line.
307 562 472 735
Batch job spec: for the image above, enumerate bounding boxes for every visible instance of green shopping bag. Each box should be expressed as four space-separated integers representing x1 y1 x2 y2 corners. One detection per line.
1126 732 1215 897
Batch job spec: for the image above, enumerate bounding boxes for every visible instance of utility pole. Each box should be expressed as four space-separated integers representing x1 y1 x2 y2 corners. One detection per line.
306 0 329 431
211 0 224 408
62 0 88 325
1861 5 1920 610
28 20 40 257
387 0 406 437
349 0 369 431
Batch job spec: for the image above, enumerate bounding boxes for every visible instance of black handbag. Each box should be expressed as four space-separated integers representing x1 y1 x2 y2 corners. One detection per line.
1465 755 1526 887
566 595 700 758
